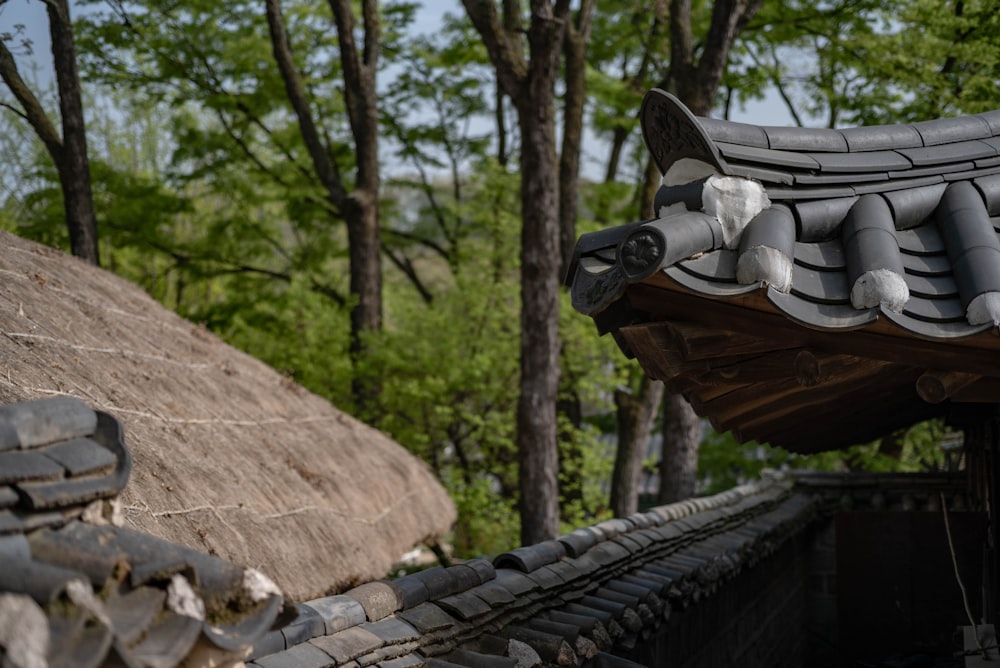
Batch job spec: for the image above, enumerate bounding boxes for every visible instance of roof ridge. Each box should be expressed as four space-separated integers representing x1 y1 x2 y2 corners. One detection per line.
251 473 814 667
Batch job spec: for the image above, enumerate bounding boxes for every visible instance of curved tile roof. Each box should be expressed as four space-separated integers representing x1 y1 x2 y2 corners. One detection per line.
574 88 1000 338
249 470 972 667
0 397 286 666
567 90 1000 450
248 475 817 667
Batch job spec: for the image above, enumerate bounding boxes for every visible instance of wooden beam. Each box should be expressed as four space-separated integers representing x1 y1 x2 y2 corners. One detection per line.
916 370 982 404
694 355 892 433
951 378 1000 403
660 320 799 361
744 381 940 453
619 323 768 387
625 279 1000 378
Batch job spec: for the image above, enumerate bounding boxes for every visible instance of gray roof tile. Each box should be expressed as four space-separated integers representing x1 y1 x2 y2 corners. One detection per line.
396 602 459 634
501 625 576 665
346 581 402 622
701 117 770 147
715 142 820 170
255 474 841 668
762 125 848 152
123 613 203 668
377 655 425 668
901 251 952 275
792 262 851 304
409 566 460 600
618 573 671 599
973 174 1000 214
39 437 116 476
0 398 285 667
0 396 97 449
977 110 1000 134
558 528 600 558
424 659 470 668
0 486 18 508
913 114 992 145
904 271 958 299
251 631 289 660
795 170 889 186
49 622 113 668
806 150 912 173
309 626 383 664
469 580 517 608
281 604 327 648
303 594 367 634
897 140 996 167
444 564 483 593
839 124 923 151
435 591 494 620
526 563 571 591
544 558 591 586
579 594 628 619
443 648 518 667
0 532 29 559
585 540 632 567
463 558 496 584
365 617 421 645
256 641 336 668
490 568 539 597
493 539 565 573
903 296 965 321
728 163 795 185
0 421 19 451
0 450 64 483
390 576 430 610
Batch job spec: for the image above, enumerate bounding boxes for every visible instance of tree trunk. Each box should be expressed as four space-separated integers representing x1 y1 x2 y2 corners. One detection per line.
655 0 764 505
267 0 382 413
558 1 593 280
48 0 99 265
0 1 100 265
463 0 578 545
514 15 564 545
328 0 383 412
554 2 595 520
658 392 702 503
610 376 665 517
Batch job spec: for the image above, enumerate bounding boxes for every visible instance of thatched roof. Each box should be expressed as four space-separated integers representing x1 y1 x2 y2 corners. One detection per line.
0 231 456 601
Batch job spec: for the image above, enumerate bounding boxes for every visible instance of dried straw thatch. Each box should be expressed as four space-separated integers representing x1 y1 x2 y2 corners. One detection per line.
0 232 456 601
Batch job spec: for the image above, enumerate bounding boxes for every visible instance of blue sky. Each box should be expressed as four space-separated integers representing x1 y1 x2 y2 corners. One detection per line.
0 0 794 184
0 0 792 120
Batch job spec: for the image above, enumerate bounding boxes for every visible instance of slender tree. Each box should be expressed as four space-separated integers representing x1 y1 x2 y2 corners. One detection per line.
0 0 99 264
557 0 594 277
654 0 764 502
462 0 596 545
264 0 382 409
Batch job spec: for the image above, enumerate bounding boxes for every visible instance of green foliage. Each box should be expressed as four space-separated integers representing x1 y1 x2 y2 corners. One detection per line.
697 419 955 495
446 469 520 558
0 2 989 561
730 0 1000 127
557 417 615 531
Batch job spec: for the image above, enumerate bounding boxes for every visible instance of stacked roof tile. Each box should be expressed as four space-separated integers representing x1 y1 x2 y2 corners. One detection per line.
0 396 286 667
570 88 1000 339
566 90 1000 450
1 398 972 667
248 474 817 668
